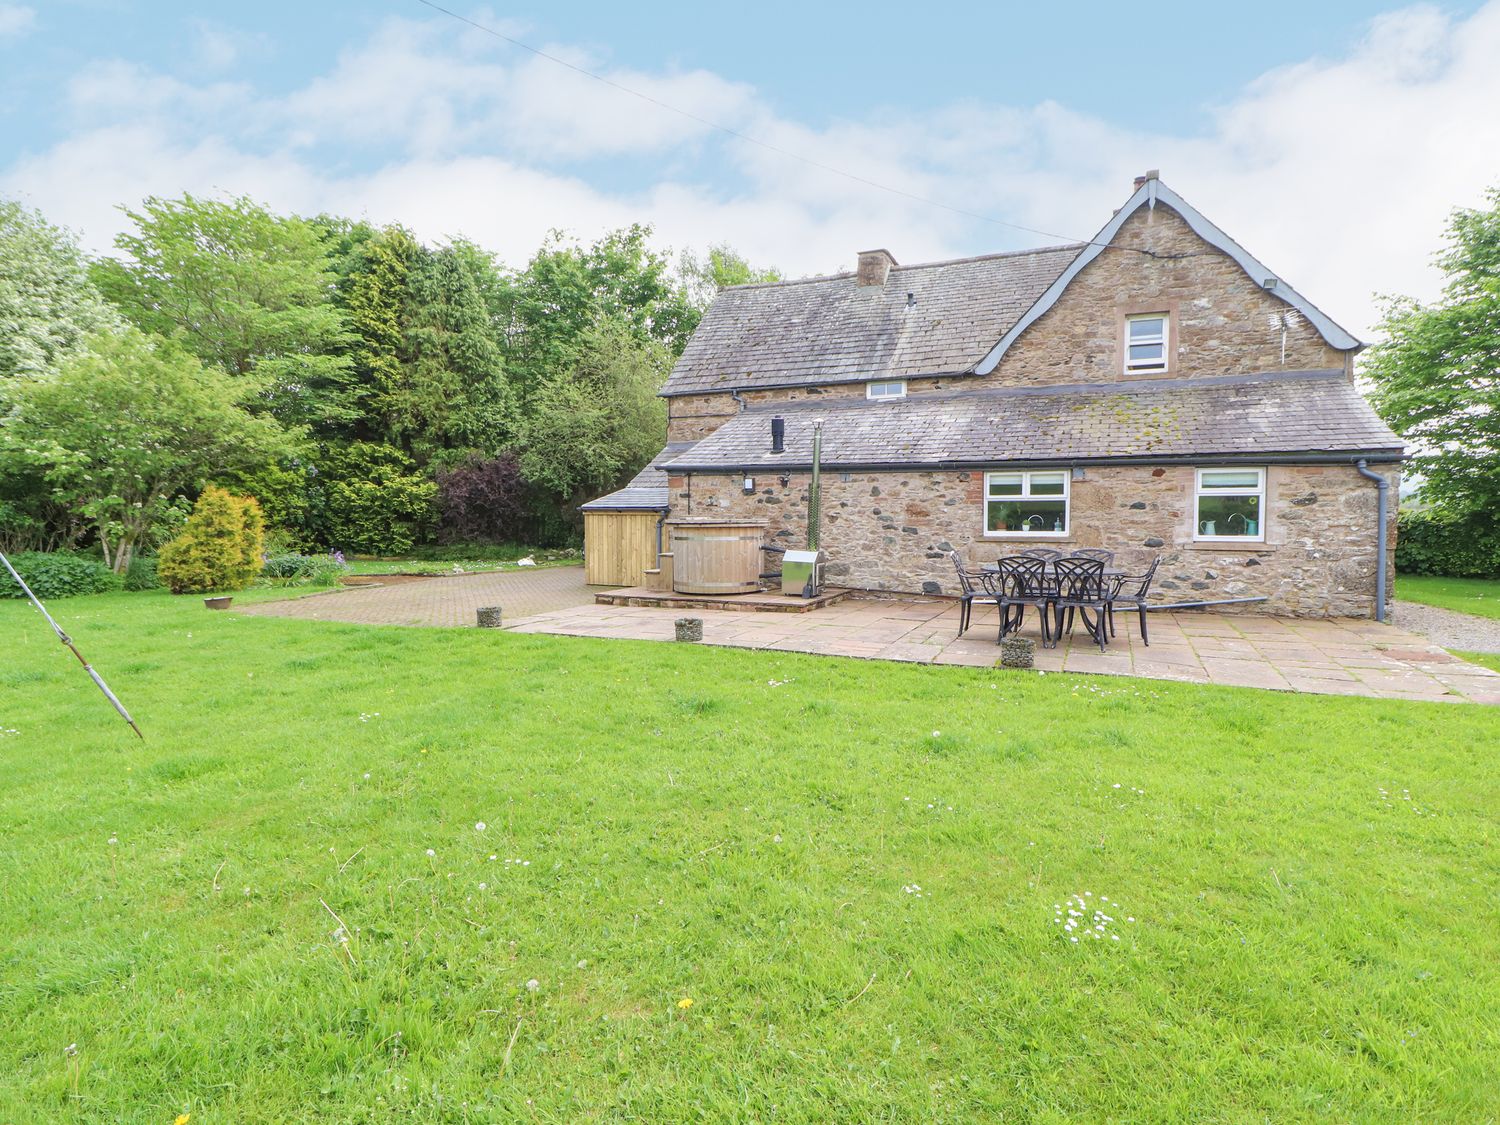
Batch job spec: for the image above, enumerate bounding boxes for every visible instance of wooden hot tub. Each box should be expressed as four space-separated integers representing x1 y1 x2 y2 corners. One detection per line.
668 519 766 595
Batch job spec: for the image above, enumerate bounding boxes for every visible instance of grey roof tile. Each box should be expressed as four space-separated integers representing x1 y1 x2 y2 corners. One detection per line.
660 245 1084 397
578 441 697 510
661 371 1405 470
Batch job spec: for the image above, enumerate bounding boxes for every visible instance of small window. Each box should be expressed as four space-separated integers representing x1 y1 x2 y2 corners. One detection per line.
984 471 1069 536
1125 313 1169 373
866 380 907 400
1195 468 1265 541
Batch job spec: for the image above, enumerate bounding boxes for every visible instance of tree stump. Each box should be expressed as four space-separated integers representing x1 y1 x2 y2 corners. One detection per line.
476 606 503 629
1000 636 1035 668
675 617 703 642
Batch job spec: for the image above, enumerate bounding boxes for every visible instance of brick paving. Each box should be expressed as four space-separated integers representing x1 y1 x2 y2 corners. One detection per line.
507 597 1500 704
238 567 601 628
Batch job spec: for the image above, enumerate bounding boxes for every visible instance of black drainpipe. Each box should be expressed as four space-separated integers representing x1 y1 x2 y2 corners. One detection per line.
1354 459 1389 623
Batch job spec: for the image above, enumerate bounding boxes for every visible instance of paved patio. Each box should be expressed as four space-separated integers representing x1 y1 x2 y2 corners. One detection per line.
507 596 1500 704
239 566 601 627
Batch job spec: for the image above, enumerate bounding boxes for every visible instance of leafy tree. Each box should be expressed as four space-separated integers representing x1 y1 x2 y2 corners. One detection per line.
518 320 669 500
0 329 291 572
91 194 359 432
1367 186 1500 517
393 242 512 459
341 224 421 444
679 243 783 309
157 487 266 594
499 225 699 404
0 199 120 382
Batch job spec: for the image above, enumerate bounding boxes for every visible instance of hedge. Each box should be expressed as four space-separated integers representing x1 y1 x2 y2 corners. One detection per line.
1396 509 1500 578
0 552 122 599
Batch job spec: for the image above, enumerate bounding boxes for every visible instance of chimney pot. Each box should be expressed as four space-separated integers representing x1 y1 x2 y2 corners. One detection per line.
1133 175 1147 190
770 416 785 454
856 248 897 287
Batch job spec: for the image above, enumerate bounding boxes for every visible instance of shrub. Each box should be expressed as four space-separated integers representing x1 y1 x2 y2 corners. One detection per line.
261 552 349 587
157 487 266 594
1396 509 1500 578
0 552 122 599
435 454 530 545
122 555 160 591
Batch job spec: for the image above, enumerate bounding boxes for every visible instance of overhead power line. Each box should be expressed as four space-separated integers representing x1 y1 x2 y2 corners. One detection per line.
413 0 1184 258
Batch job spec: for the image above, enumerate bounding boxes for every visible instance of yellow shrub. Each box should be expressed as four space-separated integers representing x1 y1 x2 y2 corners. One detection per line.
157 487 265 594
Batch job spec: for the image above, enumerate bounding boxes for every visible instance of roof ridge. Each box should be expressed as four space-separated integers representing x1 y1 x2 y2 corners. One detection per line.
717 241 1087 293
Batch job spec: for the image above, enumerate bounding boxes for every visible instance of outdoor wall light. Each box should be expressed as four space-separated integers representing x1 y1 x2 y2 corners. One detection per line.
742 475 755 493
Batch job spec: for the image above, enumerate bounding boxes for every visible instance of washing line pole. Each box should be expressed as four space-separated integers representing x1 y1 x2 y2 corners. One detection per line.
0 551 143 740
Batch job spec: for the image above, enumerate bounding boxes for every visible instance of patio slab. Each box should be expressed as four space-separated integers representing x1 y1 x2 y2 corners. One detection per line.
505 596 1500 704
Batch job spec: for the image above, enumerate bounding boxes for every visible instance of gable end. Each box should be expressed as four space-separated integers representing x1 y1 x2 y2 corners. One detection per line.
972 179 1361 376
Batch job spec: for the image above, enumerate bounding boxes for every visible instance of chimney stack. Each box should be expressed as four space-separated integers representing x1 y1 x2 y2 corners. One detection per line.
1133 169 1160 191
770 416 785 454
855 248 897 287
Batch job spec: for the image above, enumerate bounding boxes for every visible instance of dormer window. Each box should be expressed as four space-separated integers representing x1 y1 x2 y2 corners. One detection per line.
1125 313 1169 373
867 380 907 400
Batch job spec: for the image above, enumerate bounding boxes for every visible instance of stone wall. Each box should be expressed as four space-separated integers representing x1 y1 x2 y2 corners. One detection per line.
669 461 1397 618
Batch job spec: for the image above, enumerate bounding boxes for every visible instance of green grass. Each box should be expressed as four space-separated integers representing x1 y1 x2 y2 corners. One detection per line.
344 547 581 577
1397 574 1500 620
1453 650 1500 673
2 591 1497 1121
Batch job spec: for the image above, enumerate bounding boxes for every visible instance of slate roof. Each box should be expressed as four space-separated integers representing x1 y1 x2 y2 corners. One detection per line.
660 371 1404 471
578 441 696 511
659 244 1084 397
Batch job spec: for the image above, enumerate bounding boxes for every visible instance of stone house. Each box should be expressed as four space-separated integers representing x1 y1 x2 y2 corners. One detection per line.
583 174 1404 617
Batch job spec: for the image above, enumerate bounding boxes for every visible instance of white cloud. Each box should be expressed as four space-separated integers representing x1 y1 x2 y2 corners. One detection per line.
0 4 35 39
5 2 1500 337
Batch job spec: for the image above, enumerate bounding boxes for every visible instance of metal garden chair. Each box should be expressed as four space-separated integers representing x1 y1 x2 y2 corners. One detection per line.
992 555 1053 646
1071 547 1115 566
1051 556 1110 652
1106 557 1160 646
948 550 993 637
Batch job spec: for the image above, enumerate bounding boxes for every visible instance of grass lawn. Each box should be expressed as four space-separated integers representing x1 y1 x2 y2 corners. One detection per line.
2 591 1497 1121
1397 574 1500 620
345 546 581 577
1453 650 1500 674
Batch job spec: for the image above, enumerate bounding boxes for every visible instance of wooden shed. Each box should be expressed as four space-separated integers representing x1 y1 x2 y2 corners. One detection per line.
583 509 660 586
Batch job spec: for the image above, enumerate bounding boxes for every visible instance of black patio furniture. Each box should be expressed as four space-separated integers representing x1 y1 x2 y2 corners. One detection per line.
948 550 994 637
1019 547 1066 563
1106 557 1160 646
1071 547 1115 566
991 556 1054 646
1051 557 1111 652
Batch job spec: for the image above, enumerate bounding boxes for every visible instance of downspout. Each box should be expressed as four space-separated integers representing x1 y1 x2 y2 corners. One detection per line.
1354 459 1389 623
730 389 747 413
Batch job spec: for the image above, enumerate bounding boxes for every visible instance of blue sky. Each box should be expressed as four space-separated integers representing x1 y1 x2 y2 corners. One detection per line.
3 1 1498 334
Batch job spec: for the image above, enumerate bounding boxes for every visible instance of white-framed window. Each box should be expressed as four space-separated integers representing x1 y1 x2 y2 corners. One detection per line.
1195 468 1265 541
866 379 907 400
984 470 1070 536
1124 313 1169 373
